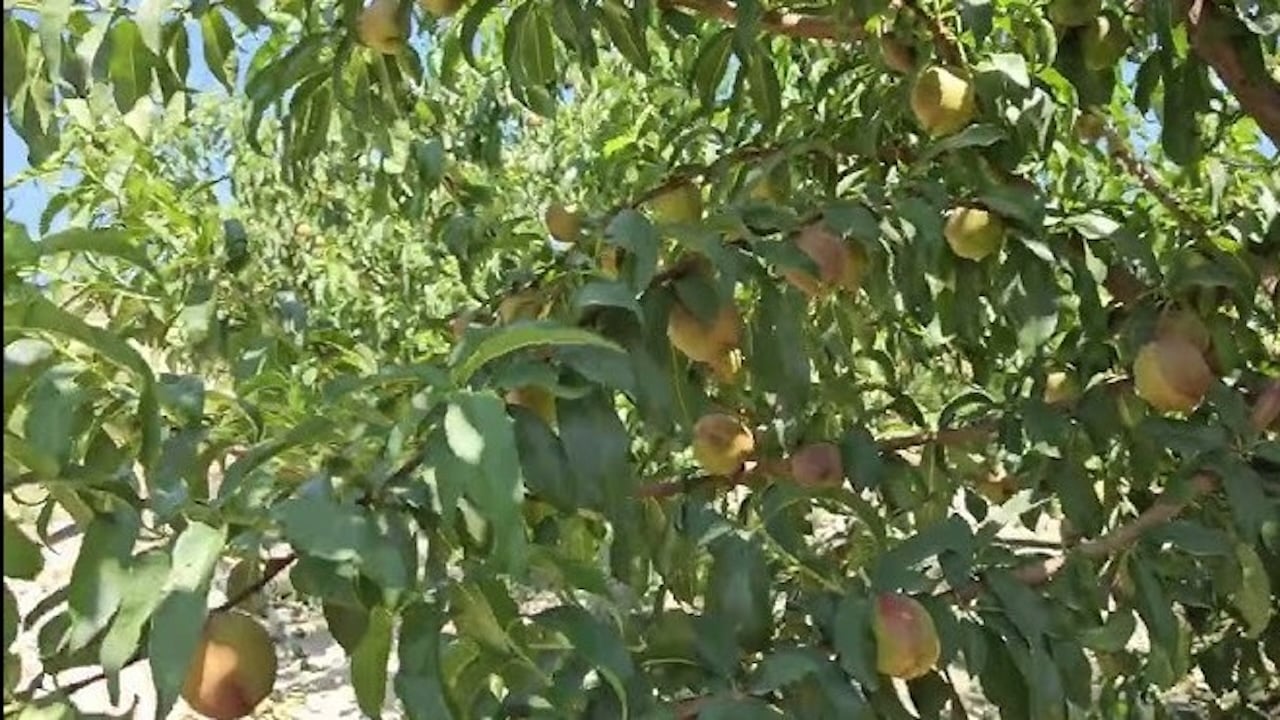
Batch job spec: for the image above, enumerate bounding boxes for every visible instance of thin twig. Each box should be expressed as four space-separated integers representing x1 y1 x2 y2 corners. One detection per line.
215 553 298 612
952 379 1280 600
660 0 862 41
33 554 299 703
1102 124 1205 232
900 0 964 65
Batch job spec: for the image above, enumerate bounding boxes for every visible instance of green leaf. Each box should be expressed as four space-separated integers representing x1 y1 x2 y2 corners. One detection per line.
515 3 556 87
706 535 772 652
748 647 826 694
148 522 226 718
1210 457 1270 541
323 601 368 655
274 496 409 590
99 550 169 673
4 17 32 105
598 0 650 73
394 601 454 719
870 516 971 590
66 507 140 652
136 0 170 54
448 581 513 655
511 407 577 512
697 696 786 720
692 30 734 107
1027 643 1066 720
8 293 161 471
982 52 1030 88
538 606 634 712
840 426 884 491
1077 610 1136 652
744 44 781 130
556 391 630 514
832 593 878 692
1129 551 1177 653
200 10 236 92
460 0 502 70
444 393 528 574
33 228 156 274
106 19 154 112
451 321 623 386
752 282 809 411
985 570 1049 641
352 605 395 717
605 210 660 290
1145 521 1232 557
38 0 71 83
4 511 44 580
217 416 333 501
572 280 641 318
1231 543 1271 637
920 124 1006 160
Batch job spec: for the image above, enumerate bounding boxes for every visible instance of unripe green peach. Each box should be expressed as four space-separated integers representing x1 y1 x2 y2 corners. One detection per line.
944 207 1005 261
419 0 463 18
648 182 703 224
692 413 755 476
910 66 977 137
1133 337 1213 414
1047 0 1101 28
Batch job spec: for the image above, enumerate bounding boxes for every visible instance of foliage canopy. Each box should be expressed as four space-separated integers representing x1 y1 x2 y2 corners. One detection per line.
4 0 1280 718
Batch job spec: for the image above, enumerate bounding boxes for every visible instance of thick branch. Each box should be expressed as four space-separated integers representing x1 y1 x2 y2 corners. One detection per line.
1186 0 1280 146
661 0 858 41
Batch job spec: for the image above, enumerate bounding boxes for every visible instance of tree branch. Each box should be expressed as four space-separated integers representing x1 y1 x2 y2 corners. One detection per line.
660 0 859 41
32 554 299 704
899 0 963 66
635 418 998 498
1101 124 1205 233
215 553 297 612
1186 0 1280 146
961 379 1280 596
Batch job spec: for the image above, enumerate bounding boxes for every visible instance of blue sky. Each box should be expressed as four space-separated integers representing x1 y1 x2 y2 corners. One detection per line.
3 17 242 235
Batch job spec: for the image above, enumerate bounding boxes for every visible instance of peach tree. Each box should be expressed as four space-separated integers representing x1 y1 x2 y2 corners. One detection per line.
4 0 1280 718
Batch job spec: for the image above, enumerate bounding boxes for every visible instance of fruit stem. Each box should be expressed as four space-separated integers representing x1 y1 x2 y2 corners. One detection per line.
216 553 298 612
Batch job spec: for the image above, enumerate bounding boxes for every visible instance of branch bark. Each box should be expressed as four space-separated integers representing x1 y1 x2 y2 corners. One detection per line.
1186 0 1280 146
660 0 859 41
961 378 1280 597
1102 124 1206 233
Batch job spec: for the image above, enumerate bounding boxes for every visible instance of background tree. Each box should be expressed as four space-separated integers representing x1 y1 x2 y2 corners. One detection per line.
4 0 1280 718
